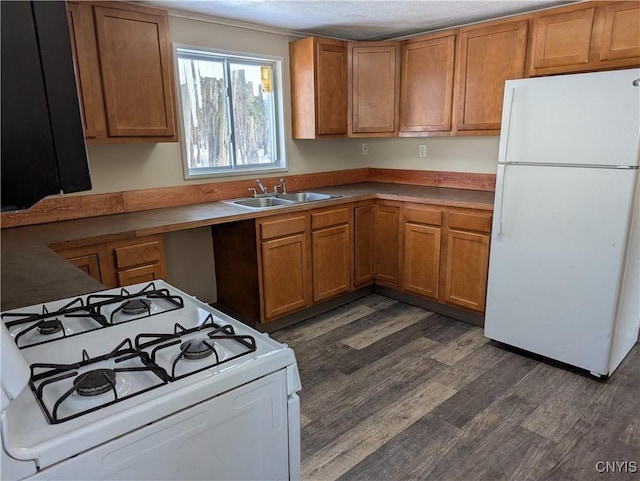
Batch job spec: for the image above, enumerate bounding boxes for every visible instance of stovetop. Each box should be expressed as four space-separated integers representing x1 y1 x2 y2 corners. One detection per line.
0 281 299 467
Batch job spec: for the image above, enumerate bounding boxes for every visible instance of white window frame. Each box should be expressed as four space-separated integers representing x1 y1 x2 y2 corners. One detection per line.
173 44 287 180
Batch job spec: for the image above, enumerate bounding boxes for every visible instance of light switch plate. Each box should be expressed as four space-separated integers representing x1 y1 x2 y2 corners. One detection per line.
419 144 427 158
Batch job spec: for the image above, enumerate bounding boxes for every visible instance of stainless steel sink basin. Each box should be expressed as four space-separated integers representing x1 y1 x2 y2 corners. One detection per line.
232 197 294 208
277 192 335 202
225 191 338 210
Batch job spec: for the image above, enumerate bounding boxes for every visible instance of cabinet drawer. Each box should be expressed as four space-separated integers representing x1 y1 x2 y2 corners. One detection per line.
260 216 306 240
114 240 161 269
116 263 163 286
448 212 492 233
311 207 350 229
405 205 442 226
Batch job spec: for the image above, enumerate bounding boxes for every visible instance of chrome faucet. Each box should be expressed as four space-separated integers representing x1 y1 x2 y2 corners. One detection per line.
256 179 268 195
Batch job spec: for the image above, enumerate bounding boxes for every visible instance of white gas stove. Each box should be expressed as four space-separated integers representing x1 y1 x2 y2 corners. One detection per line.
1 281 301 481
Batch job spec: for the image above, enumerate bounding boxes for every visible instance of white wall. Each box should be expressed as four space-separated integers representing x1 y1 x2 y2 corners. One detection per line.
84 13 499 195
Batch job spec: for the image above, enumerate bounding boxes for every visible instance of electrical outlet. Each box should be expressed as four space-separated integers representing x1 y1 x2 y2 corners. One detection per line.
361 143 369 155
419 144 427 158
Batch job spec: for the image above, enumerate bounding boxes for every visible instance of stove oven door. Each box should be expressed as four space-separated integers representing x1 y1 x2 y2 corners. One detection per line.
23 370 292 481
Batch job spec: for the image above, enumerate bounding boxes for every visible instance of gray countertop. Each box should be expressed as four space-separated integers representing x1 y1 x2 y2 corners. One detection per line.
1 182 494 311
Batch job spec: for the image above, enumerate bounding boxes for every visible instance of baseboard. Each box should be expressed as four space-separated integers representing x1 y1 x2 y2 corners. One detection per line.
373 285 485 327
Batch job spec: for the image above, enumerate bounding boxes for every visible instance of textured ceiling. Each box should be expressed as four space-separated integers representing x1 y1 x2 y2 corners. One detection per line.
143 0 575 41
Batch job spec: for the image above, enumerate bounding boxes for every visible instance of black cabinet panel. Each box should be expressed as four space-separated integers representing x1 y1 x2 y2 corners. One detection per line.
1 1 91 212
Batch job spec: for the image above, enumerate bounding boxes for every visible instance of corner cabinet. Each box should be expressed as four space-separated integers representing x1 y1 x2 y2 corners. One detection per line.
400 31 456 136
529 1 640 77
373 201 403 287
455 18 529 134
66 1 177 143
348 42 400 137
289 36 348 138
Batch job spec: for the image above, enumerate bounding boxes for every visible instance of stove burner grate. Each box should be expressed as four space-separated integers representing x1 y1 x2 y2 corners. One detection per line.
29 338 169 424
120 298 152 316
73 369 117 397
37 319 63 335
180 338 216 360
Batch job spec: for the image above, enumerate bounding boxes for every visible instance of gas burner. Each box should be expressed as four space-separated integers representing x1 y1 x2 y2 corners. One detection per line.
73 369 117 397
180 338 215 360
120 299 152 316
37 319 63 335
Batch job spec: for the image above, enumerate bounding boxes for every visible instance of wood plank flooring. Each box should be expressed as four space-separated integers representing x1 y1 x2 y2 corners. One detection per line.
271 294 640 481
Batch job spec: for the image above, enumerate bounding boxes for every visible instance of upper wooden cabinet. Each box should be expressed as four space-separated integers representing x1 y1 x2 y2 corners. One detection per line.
66 1 177 143
529 1 640 77
348 42 400 137
400 31 456 136
455 18 529 134
290 36 348 139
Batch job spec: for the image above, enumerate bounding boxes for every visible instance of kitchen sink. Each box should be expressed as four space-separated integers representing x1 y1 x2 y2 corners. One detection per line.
231 197 295 208
276 192 334 202
226 191 338 209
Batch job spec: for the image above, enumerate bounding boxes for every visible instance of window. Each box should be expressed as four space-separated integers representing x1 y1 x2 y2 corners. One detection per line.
175 47 286 178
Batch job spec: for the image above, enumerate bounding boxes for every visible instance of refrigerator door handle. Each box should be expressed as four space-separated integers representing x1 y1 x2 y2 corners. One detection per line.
500 87 516 162
495 164 507 235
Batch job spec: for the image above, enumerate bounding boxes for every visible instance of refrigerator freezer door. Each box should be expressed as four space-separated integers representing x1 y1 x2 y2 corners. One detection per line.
485 165 636 375
499 68 640 167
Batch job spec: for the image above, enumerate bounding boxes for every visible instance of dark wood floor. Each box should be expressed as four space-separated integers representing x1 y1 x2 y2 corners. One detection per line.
272 294 640 481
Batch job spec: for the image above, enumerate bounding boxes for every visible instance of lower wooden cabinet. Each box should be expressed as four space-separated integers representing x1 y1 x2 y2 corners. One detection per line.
444 229 490 311
403 204 443 300
55 243 107 283
311 207 352 302
261 232 311 320
214 206 352 324
401 203 491 313
373 201 403 287
354 203 375 286
55 234 166 288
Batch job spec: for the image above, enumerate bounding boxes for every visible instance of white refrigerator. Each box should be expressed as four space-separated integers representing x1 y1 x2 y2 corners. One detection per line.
484 68 640 377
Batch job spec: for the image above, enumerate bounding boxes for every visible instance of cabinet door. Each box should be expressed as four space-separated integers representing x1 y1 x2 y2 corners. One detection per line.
290 36 347 139
349 42 399 136
354 204 374 286
444 230 490 312
599 2 640 62
404 223 441 299
316 40 348 136
400 33 456 133
66 2 102 138
530 6 596 71
116 263 163 287
455 19 528 133
68 254 102 283
93 6 175 137
373 203 402 287
261 234 311 321
312 225 351 302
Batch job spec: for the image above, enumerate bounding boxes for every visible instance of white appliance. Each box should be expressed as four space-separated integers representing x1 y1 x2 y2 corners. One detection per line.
485 68 640 378
1 281 301 480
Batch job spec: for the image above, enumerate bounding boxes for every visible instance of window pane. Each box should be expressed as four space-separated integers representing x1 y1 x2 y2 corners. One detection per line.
178 56 231 169
229 62 275 166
